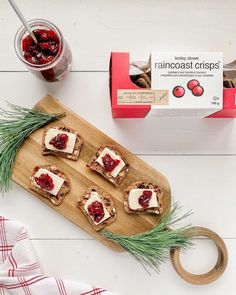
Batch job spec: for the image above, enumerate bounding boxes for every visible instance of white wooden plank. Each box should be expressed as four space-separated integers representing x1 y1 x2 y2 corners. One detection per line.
31 239 235 295
0 72 236 155
1 155 235 238
1 0 236 71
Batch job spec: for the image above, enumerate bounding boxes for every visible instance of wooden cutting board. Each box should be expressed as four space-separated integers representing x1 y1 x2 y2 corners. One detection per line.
12 95 171 251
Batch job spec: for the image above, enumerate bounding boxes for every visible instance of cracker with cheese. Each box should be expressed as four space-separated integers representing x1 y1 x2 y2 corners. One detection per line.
29 165 71 206
42 126 83 161
124 181 163 215
77 186 117 231
86 145 129 187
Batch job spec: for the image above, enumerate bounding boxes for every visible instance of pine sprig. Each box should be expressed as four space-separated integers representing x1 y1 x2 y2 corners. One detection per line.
101 203 193 273
0 102 65 193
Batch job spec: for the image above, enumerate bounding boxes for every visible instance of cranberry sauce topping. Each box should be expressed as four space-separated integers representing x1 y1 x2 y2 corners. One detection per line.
22 29 60 65
35 173 54 191
101 153 120 173
138 190 152 208
87 200 105 223
49 133 69 150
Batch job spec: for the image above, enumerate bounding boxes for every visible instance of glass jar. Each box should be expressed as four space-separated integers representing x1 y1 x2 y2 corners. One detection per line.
14 19 72 82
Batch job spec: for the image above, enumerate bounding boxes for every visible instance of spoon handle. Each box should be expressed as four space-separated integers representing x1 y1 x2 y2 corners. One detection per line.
8 0 37 43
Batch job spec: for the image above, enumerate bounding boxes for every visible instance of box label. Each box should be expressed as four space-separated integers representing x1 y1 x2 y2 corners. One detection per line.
151 52 223 114
117 89 169 105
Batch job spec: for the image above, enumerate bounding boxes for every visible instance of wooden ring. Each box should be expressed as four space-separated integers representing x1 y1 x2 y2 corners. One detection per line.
170 226 228 285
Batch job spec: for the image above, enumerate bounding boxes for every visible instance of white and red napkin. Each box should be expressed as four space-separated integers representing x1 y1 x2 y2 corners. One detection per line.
0 216 117 295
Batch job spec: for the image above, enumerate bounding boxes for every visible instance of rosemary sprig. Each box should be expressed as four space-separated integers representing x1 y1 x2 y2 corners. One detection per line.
0 102 65 193
101 203 192 273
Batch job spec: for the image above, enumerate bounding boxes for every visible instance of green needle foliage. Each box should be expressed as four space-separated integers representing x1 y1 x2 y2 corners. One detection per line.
0 102 65 193
101 203 192 273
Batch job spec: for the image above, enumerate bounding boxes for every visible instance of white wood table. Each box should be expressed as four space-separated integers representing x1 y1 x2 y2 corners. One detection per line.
1 0 236 294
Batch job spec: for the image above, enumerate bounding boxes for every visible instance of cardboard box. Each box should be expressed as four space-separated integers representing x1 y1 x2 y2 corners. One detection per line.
110 52 236 118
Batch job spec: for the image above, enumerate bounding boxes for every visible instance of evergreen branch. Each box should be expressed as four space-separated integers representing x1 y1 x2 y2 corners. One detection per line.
0 102 65 193
101 203 193 273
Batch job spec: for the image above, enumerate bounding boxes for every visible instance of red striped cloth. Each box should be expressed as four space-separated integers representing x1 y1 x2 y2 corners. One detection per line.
0 216 117 295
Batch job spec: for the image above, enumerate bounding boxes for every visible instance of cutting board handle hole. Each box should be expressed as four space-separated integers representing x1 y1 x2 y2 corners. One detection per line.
170 226 228 285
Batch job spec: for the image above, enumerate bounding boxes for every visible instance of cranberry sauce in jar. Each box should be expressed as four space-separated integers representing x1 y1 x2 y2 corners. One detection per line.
14 19 72 82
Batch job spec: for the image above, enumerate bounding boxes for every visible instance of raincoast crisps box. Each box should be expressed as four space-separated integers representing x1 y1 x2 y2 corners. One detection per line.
110 52 236 118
